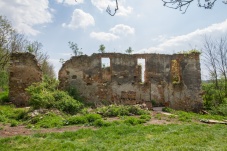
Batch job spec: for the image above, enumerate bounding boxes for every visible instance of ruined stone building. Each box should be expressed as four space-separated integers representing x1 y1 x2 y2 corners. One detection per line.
9 53 42 106
59 52 203 111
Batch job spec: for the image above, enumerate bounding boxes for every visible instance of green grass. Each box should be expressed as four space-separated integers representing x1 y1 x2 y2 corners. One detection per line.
0 105 27 126
162 107 227 122
1 105 227 150
0 124 226 151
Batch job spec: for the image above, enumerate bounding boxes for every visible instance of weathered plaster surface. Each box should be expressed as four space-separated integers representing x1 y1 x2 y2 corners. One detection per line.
59 53 202 111
9 52 42 106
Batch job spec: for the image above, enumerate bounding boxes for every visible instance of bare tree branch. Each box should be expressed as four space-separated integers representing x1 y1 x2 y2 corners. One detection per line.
106 0 119 16
162 0 222 13
162 0 193 13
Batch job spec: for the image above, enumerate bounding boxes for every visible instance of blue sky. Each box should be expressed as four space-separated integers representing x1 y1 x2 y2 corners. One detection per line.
0 0 227 79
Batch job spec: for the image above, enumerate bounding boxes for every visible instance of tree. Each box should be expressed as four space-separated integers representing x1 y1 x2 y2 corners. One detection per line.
0 15 55 82
68 41 83 56
0 16 28 89
98 44 106 53
162 0 225 13
202 36 227 107
103 0 226 16
26 41 55 78
41 59 55 78
125 47 133 54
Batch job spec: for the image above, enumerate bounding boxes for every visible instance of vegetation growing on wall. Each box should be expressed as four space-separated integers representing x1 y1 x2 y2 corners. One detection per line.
171 59 181 85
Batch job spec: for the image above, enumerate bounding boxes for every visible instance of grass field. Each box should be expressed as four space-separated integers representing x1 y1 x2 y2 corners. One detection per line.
0 123 227 151
0 105 227 151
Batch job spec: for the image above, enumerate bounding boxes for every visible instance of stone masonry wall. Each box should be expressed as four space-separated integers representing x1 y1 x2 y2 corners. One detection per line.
9 52 42 107
59 53 203 112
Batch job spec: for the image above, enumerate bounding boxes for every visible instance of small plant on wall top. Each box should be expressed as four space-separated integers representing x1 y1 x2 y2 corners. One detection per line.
177 49 201 57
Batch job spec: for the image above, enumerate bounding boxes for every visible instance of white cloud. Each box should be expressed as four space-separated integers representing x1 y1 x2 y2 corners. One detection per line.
110 24 135 35
0 0 52 35
117 6 133 17
152 35 168 43
55 0 83 5
138 19 227 54
62 9 95 29
91 0 133 16
90 32 119 41
90 24 134 41
91 0 112 12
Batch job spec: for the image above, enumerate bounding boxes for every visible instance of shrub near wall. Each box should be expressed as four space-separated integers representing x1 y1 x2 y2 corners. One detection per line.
26 77 83 115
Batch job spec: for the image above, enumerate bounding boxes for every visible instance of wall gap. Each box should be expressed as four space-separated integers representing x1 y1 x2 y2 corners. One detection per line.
101 58 110 68
101 57 111 82
137 58 145 82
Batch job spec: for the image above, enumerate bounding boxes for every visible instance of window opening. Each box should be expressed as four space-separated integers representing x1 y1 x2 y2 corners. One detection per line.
101 58 110 68
137 58 145 82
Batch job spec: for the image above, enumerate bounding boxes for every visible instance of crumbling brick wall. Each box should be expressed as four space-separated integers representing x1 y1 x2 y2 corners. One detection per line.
59 53 203 112
9 52 42 107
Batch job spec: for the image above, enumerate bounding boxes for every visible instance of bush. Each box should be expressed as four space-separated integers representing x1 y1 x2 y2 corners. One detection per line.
0 91 9 104
66 115 87 125
210 101 227 116
26 77 83 115
124 117 146 125
33 112 64 128
65 114 103 126
202 81 226 109
93 119 111 127
85 113 102 123
162 107 174 113
53 91 83 115
140 114 151 121
127 105 149 115
0 105 28 125
28 92 55 109
66 85 84 102
10 120 18 127
96 105 149 117
10 108 27 120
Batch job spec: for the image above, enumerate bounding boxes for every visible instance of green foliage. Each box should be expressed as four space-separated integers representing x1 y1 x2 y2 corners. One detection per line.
177 111 192 122
164 107 227 121
10 120 18 127
125 47 133 54
68 41 82 56
31 112 64 128
0 70 8 89
85 113 102 123
202 80 227 116
66 115 87 125
123 117 146 125
140 114 151 121
28 92 55 109
1 124 227 150
93 119 111 127
66 85 84 103
96 105 149 117
0 105 27 124
177 49 201 55
26 77 83 115
210 100 227 116
98 44 105 53
162 107 174 112
203 81 226 108
53 90 83 115
0 90 9 104
65 113 103 127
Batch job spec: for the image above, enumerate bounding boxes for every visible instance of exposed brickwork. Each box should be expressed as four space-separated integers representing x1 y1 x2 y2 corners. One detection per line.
59 53 203 112
9 52 42 107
